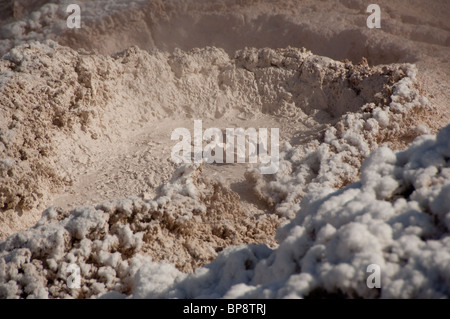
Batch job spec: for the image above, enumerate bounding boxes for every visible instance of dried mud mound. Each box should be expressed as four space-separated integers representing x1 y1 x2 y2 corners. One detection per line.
0 22 444 299
132 125 450 299
1 124 449 299
0 163 279 298
0 41 433 238
0 0 448 300
0 42 439 299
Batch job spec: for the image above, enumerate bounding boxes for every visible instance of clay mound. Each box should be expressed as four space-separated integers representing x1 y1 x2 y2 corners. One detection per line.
0 41 434 239
0 162 279 298
1 123 449 299
0 0 449 299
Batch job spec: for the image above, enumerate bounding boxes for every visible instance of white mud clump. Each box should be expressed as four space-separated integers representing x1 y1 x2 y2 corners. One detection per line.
115 123 450 299
0 0 448 300
0 41 440 299
0 163 279 298
1 124 449 299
